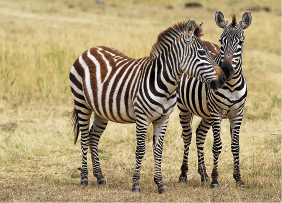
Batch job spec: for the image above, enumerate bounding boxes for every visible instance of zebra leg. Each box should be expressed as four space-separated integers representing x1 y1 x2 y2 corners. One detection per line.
210 114 222 189
152 117 169 194
196 118 212 183
89 114 108 185
230 116 245 188
132 121 148 193
77 107 92 185
178 110 193 183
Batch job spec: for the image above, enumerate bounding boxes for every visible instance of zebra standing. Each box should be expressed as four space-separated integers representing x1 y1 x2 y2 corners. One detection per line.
177 11 252 188
69 19 227 194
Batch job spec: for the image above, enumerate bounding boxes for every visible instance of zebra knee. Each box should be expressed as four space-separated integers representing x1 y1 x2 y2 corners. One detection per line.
136 145 146 160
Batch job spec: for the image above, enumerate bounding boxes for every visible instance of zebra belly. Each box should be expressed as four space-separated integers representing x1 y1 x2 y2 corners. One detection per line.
85 83 137 123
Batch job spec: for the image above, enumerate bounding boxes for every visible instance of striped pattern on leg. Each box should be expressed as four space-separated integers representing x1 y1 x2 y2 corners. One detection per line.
195 118 212 182
230 116 245 187
210 113 222 188
89 114 108 185
178 110 193 183
152 117 169 193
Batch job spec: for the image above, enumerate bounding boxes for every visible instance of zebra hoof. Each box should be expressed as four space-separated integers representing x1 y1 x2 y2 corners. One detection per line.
97 178 106 185
210 183 218 189
236 180 245 188
158 186 168 194
80 180 88 185
132 186 141 193
179 175 187 183
210 179 218 189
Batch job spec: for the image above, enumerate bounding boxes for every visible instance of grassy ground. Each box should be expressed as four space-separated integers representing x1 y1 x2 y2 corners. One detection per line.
0 0 281 201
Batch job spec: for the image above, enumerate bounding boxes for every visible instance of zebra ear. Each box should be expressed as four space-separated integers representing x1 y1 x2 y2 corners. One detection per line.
200 21 205 29
215 10 228 28
239 11 252 29
186 18 196 38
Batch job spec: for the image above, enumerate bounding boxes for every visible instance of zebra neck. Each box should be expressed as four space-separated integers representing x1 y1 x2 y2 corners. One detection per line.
148 51 182 94
214 54 221 65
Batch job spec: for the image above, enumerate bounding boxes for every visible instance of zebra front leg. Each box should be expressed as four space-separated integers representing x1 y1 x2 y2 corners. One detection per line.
210 114 222 189
178 110 193 183
196 118 212 183
152 117 169 194
89 114 108 185
132 121 148 193
230 116 245 188
77 108 92 185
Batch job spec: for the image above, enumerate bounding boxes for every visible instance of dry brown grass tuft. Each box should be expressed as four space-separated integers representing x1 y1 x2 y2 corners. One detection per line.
0 0 281 202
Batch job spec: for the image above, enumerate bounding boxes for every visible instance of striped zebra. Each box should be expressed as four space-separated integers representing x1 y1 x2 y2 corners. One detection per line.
69 19 227 194
177 11 252 188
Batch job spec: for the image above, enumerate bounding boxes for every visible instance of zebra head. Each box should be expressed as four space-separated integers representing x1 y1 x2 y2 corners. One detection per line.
181 19 226 91
215 11 252 80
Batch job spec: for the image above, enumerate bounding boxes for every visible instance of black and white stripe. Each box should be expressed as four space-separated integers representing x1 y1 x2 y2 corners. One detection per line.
69 19 226 193
177 11 252 188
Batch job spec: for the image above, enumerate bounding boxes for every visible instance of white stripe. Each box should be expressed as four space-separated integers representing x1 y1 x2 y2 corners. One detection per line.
70 80 84 95
72 93 89 107
78 54 95 110
70 66 82 82
98 48 112 82
75 105 91 114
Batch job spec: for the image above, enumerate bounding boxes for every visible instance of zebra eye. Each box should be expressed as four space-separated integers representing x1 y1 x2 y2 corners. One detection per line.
238 41 244 46
198 50 206 55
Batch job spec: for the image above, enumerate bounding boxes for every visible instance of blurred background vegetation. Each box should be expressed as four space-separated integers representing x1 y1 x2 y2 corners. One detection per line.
0 0 281 201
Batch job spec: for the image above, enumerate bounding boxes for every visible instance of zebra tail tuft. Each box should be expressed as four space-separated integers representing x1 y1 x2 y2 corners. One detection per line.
71 108 80 145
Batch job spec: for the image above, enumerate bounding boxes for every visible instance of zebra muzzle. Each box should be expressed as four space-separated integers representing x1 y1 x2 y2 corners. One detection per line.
209 67 226 91
220 58 235 81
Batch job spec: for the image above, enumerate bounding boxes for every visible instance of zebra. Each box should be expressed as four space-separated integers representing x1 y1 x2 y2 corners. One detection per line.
177 11 252 189
69 18 227 194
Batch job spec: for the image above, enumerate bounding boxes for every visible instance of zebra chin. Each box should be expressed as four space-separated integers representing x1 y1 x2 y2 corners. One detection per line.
209 67 226 91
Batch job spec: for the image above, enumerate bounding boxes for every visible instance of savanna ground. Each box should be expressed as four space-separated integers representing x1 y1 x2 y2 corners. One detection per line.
0 0 281 202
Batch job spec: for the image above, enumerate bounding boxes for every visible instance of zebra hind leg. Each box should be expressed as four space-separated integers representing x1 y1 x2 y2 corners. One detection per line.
179 111 193 183
196 118 212 183
89 114 108 185
132 121 148 193
72 105 92 185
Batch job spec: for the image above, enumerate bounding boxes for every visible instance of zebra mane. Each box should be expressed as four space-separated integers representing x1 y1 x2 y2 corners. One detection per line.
150 21 203 58
231 14 237 27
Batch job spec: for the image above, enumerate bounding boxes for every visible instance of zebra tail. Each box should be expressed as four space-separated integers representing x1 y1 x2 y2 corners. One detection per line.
71 107 80 145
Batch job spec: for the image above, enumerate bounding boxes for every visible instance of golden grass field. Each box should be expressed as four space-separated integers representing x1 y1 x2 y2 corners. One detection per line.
0 0 281 201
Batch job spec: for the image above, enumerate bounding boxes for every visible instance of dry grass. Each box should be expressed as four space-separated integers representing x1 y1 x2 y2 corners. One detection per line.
0 0 281 202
